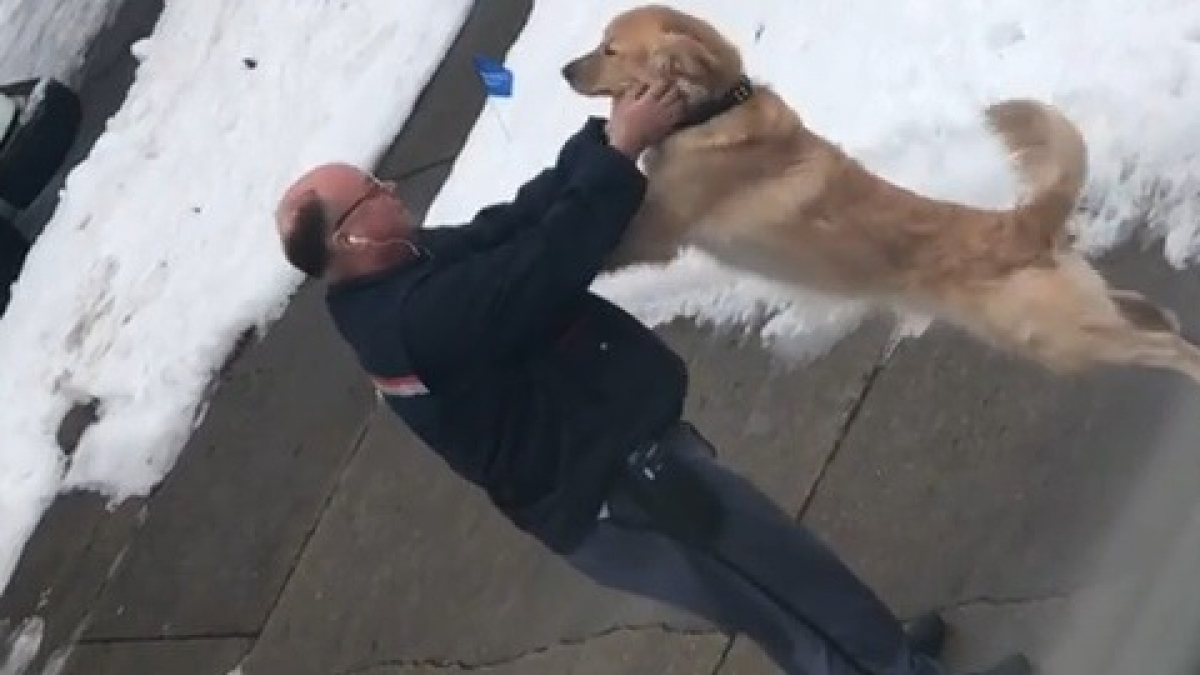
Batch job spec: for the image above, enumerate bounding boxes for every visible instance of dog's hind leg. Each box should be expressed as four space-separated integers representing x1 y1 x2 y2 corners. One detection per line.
948 256 1200 385
1108 289 1181 334
1080 326 1200 385
1034 296 1200 385
1084 289 1200 384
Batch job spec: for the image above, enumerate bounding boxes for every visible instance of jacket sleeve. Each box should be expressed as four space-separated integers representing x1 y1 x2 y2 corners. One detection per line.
399 118 646 381
423 118 604 252
439 168 561 251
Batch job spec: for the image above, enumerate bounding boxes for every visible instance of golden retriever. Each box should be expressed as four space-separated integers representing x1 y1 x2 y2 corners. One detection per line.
562 3 1200 384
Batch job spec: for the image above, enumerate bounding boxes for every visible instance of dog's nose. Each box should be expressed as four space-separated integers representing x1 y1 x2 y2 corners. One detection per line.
561 61 576 81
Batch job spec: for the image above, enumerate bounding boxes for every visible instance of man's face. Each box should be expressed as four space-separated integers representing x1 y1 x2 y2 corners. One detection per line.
326 175 415 253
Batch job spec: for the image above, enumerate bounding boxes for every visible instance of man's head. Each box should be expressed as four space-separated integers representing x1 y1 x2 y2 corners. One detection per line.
275 162 417 281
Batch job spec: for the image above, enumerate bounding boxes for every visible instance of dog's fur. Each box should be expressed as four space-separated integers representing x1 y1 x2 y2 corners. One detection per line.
562 4 1200 383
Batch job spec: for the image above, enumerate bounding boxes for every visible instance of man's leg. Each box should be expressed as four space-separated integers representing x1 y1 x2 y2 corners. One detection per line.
568 423 1031 674
570 420 946 675
567 511 900 675
659 422 933 675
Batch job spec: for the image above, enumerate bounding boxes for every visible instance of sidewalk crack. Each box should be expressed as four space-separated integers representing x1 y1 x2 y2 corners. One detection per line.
935 590 1076 614
795 350 889 520
225 409 377 672
393 155 456 182
76 631 258 646
335 623 724 674
707 635 737 675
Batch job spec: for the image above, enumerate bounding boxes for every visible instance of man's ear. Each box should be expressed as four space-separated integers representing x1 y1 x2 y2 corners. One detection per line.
651 32 720 82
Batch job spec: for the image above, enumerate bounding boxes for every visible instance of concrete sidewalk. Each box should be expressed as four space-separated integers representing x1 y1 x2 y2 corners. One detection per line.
6 1 1200 673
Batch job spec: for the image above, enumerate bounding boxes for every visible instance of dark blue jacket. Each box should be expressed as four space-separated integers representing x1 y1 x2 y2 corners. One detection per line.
326 117 688 553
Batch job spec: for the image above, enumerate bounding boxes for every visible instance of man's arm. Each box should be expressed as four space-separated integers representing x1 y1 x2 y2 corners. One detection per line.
439 168 561 252
423 118 610 252
398 127 647 381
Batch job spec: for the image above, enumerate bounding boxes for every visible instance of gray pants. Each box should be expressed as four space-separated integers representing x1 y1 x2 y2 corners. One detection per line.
567 423 941 675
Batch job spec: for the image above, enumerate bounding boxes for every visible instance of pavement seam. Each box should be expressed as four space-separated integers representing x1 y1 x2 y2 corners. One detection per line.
333 623 725 674
74 631 257 646
263 410 375 609
225 407 378 671
22 504 145 671
392 155 457 182
934 590 1077 615
794 349 890 520
707 635 738 675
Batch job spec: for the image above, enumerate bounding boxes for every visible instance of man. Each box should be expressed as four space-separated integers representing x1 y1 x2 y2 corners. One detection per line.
274 82 1032 675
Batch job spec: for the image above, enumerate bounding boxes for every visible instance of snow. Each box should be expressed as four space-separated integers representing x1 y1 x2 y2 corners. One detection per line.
0 0 473 598
0 617 42 675
428 0 1200 360
1 0 1200 662
0 0 123 83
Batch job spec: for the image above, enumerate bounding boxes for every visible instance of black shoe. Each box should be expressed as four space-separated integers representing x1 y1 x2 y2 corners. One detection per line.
903 611 947 658
967 654 1033 675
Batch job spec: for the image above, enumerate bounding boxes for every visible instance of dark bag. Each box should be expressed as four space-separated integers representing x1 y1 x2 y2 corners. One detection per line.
618 422 726 546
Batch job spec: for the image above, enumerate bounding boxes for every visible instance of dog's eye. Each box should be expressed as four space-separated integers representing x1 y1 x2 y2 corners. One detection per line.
603 45 618 56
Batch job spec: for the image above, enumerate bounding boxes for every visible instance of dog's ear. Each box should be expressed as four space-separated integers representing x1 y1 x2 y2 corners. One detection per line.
651 32 720 85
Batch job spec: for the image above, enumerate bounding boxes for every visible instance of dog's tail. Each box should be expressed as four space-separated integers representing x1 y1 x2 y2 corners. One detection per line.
986 98 1088 250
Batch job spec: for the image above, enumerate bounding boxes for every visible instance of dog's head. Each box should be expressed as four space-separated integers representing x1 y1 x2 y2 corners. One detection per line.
561 5 743 105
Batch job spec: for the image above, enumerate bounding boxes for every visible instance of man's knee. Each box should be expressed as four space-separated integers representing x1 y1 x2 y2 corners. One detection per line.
619 421 726 545
665 420 718 458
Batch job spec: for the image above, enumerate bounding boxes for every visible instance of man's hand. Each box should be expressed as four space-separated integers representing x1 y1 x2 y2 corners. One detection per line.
606 81 687 158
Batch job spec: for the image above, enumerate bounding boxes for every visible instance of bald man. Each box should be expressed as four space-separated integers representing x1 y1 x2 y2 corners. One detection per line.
274 83 1030 675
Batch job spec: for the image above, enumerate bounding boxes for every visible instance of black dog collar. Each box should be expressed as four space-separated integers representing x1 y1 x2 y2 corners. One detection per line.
675 76 755 131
